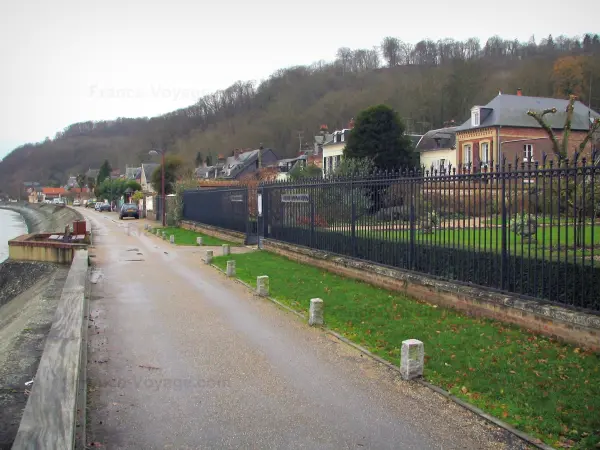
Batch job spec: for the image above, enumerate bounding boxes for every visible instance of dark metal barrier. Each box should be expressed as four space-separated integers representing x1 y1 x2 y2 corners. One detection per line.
260 156 600 312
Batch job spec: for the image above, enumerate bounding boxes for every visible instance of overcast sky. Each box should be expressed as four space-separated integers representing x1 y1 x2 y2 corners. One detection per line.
0 0 596 159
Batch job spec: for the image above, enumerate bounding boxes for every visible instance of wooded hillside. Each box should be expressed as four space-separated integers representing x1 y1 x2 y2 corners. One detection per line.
1 33 599 197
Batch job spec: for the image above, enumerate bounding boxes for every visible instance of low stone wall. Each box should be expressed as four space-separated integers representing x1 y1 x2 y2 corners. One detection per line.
180 220 246 244
0 203 83 234
263 239 600 351
8 234 88 264
11 249 89 450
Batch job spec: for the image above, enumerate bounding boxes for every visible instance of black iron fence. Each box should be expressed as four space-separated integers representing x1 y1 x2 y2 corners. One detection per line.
259 157 600 312
183 188 249 234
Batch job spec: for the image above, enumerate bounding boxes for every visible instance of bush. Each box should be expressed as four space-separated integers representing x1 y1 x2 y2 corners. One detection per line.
510 213 537 237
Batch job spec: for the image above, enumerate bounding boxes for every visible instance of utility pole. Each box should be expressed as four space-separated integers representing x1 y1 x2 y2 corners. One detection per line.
258 143 263 170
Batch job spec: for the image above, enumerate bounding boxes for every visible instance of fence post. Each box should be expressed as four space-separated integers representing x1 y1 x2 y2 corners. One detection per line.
351 176 357 257
409 180 416 270
310 187 315 249
500 171 508 290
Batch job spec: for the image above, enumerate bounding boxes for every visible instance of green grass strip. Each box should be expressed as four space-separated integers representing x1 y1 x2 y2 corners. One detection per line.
153 227 236 246
213 251 600 449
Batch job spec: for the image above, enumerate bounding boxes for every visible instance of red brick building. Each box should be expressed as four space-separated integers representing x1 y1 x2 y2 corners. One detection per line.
455 90 599 171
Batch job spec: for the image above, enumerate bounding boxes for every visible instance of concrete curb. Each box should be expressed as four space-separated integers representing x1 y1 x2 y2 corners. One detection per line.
209 263 554 450
11 249 89 450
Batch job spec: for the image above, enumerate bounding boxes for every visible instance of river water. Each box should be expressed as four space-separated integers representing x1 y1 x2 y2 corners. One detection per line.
0 209 28 262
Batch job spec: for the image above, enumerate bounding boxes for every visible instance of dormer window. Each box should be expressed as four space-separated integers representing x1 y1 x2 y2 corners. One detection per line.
471 107 480 127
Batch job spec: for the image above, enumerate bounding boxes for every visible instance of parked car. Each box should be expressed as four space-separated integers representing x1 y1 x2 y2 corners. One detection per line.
98 203 111 212
53 198 65 206
73 199 81 207
119 203 139 219
86 200 97 208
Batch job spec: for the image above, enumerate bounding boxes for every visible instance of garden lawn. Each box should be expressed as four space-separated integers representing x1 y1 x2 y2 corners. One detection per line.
213 251 600 449
153 227 235 246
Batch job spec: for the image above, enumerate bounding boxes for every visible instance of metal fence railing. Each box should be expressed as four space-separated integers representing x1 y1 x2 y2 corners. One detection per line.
259 156 600 312
182 188 249 234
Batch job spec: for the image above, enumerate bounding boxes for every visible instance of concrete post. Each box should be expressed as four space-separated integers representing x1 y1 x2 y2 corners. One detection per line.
256 276 269 296
204 250 213 265
144 224 148 230
148 225 152 232
400 339 424 380
309 298 324 326
196 237 203 246
222 244 231 256
162 232 166 240
170 235 175 244
226 260 236 277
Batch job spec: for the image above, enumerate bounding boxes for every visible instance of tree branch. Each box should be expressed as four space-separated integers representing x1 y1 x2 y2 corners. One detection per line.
562 95 576 158
527 108 562 158
578 117 600 154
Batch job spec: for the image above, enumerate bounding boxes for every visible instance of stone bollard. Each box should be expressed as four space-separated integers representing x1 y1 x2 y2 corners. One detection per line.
308 298 324 326
148 225 152 232
226 260 236 277
256 276 269 296
196 237 203 246
222 244 231 256
144 224 148 230
162 232 166 240
400 339 424 380
170 235 175 244
204 250 213 265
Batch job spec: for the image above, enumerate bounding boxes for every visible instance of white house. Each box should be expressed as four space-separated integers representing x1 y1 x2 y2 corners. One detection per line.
322 129 351 177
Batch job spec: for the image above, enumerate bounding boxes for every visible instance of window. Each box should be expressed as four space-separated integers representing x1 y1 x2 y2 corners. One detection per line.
481 142 490 165
464 144 472 167
524 144 534 162
472 109 480 127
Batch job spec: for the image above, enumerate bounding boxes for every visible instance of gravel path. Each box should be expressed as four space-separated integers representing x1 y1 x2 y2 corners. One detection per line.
84 210 528 450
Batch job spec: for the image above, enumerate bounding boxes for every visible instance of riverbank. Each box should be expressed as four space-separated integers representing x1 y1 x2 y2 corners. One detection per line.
0 203 85 448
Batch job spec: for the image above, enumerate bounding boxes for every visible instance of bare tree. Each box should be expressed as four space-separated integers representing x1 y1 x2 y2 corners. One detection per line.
381 37 401 67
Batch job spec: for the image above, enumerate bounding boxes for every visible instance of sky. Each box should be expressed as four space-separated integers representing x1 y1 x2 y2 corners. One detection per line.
0 0 596 160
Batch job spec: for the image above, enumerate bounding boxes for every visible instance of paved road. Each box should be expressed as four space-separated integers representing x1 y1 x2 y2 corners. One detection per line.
83 209 526 450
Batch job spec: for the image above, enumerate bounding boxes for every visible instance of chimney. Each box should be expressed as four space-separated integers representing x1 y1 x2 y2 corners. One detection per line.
517 88 522 96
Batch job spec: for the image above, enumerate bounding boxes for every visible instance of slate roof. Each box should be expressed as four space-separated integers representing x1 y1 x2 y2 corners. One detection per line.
457 94 600 132
415 127 458 152
141 163 160 181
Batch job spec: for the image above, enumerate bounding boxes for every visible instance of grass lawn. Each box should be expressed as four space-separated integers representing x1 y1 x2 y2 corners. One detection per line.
153 226 235 246
213 251 600 449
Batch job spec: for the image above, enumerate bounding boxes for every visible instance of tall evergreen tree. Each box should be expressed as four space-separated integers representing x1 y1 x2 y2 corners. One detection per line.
344 104 416 171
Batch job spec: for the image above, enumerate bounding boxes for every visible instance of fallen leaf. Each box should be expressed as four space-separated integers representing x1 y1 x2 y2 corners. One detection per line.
502 411 509 418
461 386 468 394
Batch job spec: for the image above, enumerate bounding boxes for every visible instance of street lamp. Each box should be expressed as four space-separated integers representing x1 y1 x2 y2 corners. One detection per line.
149 149 166 227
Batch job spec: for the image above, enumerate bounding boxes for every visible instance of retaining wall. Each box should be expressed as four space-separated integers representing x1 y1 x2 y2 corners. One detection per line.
11 249 89 450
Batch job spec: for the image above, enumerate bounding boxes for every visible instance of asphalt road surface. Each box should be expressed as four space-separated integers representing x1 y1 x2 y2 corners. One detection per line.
82 209 527 450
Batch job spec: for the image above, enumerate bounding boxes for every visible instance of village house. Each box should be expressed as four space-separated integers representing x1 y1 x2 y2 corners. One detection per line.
140 163 160 193
195 148 278 180
416 126 459 174
455 90 600 171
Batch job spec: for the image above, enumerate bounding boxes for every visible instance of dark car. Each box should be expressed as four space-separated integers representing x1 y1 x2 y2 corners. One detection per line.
119 203 139 219
98 203 111 212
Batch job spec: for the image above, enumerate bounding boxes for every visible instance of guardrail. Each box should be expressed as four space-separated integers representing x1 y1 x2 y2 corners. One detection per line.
12 249 89 450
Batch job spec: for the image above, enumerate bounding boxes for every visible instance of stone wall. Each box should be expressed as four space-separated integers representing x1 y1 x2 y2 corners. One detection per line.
180 220 246 244
262 239 600 351
0 203 83 234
